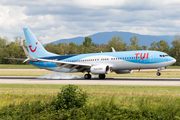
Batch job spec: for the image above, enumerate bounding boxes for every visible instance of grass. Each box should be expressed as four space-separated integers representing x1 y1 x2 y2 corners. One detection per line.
1 84 180 119
0 64 37 69
0 84 180 108
0 69 51 76
167 66 180 69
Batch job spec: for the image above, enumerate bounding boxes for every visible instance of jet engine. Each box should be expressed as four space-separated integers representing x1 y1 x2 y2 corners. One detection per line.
114 70 133 74
90 65 110 74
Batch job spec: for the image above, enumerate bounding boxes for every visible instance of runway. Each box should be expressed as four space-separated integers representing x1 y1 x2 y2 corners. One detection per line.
1 76 180 86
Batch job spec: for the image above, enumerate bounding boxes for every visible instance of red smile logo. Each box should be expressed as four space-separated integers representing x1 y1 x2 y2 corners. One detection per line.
29 42 38 52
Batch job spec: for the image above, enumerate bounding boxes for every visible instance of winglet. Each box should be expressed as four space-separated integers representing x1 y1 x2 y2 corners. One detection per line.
22 46 37 63
111 47 116 52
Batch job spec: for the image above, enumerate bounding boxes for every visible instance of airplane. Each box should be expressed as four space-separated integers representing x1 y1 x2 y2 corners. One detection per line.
5 28 176 79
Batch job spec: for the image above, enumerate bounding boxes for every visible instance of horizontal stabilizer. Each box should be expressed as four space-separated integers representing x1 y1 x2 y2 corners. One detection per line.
4 57 26 61
4 57 36 62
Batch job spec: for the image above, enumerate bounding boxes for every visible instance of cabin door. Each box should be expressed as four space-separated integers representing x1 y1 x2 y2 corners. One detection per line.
150 54 154 62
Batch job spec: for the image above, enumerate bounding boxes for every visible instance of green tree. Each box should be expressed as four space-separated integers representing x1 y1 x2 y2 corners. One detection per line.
149 40 169 53
82 37 95 53
45 43 57 54
58 43 69 55
141 45 148 50
106 36 127 52
157 40 169 53
77 44 84 54
69 42 78 54
94 44 107 53
83 37 93 47
52 85 87 110
148 41 157 50
3 42 26 64
14 36 23 46
169 34 180 65
128 35 141 50
0 37 9 64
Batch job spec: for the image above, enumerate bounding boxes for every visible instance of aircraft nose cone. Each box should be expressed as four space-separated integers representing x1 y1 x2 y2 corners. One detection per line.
166 57 176 66
169 57 176 64
172 58 176 64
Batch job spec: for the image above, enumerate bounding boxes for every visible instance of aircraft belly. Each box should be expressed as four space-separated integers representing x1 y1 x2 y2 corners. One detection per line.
112 61 139 70
111 60 164 70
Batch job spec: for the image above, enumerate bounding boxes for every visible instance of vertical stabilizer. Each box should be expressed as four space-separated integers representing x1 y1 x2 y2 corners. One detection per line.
23 28 58 58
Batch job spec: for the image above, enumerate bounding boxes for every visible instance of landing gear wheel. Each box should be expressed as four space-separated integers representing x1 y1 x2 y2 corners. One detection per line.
156 72 161 76
84 74 91 79
88 74 91 79
99 74 106 79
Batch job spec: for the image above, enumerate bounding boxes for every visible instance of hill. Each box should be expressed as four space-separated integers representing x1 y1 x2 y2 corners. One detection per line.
44 31 174 47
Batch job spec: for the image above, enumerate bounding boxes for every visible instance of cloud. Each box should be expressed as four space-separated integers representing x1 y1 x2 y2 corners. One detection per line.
0 0 180 43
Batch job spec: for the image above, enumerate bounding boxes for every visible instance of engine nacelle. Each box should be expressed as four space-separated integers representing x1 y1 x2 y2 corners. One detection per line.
114 70 133 74
90 65 110 74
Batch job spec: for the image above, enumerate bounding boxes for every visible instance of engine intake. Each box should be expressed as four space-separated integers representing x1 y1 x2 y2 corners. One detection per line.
91 65 110 74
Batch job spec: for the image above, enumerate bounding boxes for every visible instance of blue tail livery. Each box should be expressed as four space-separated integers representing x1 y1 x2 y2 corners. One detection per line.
23 28 59 58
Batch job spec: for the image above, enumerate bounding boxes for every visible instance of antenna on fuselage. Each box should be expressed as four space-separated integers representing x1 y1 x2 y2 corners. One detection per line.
111 47 116 52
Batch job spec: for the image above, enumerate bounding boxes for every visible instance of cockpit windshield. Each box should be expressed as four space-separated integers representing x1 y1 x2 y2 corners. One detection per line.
159 55 169 57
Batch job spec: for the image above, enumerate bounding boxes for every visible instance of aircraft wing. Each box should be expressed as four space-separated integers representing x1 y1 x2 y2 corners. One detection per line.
36 58 92 72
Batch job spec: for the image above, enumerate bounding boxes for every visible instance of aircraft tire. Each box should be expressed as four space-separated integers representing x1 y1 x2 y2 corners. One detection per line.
156 72 161 76
99 74 105 79
84 74 89 79
88 74 91 79
84 74 91 79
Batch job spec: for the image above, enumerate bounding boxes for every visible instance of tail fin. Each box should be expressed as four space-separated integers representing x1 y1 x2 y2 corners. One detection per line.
23 28 58 58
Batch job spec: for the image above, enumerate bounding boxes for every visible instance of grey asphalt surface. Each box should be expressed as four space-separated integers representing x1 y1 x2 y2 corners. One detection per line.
0 76 180 86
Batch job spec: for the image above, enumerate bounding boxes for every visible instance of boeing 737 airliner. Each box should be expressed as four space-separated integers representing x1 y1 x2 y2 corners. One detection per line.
5 28 176 79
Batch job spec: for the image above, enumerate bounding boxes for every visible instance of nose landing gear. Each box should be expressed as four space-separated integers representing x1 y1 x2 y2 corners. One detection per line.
156 70 161 76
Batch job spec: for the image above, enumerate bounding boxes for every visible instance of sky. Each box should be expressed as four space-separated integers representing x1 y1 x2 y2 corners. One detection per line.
0 0 180 44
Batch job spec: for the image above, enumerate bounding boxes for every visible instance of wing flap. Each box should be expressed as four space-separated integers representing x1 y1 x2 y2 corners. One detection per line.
37 58 91 72
37 58 91 67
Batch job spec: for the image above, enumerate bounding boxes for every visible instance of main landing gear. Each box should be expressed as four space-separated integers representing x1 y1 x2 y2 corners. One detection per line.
99 74 106 79
156 70 161 76
84 73 106 79
84 73 91 79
